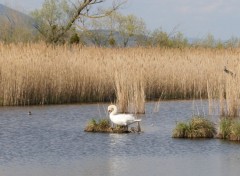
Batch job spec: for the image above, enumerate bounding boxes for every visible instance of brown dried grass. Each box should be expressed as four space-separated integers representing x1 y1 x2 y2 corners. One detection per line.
0 43 240 115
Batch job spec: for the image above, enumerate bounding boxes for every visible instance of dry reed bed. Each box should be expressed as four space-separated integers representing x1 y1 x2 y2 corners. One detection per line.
0 43 240 115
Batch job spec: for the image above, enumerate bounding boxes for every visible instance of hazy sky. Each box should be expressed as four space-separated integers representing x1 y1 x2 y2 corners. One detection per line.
0 0 240 40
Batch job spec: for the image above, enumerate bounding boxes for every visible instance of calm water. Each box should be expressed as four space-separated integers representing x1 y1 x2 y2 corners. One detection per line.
0 100 240 176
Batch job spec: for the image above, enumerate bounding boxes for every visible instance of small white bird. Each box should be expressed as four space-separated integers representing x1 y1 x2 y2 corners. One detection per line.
107 105 141 130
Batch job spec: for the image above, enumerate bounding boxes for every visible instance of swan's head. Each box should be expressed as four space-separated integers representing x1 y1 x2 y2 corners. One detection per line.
107 105 117 114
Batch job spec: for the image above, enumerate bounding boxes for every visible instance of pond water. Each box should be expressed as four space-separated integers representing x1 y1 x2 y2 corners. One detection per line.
0 100 240 176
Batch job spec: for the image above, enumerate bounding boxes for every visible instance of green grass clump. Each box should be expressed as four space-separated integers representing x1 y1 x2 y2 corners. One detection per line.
84 118 111 132
172 122 189 138
84 118 129 133
230 121 240 141
172 116 216 138
218 118 240 141
218 118 232 139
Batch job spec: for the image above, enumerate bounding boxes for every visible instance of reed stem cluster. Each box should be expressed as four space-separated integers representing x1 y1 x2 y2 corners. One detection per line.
0 43 239 114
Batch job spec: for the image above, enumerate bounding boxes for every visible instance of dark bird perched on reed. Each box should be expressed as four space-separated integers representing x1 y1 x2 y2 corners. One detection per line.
224 66 236 77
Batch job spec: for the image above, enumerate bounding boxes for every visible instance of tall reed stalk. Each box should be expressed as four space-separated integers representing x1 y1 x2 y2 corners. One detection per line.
218 69 240 117
114 65 145 113
0 43 240 115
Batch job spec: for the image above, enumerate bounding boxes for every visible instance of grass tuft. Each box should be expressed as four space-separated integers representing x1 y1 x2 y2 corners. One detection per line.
230 121 240 141
85 118 110 132
218 118 232 139
172 122 189 138
172 116 216 138
218 118 240 141
84 118 129 133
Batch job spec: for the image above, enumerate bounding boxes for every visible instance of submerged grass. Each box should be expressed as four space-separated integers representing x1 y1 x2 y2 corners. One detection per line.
172 116 216 138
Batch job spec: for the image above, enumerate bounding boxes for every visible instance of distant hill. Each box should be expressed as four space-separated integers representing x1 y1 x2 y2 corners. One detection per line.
0 4 36 33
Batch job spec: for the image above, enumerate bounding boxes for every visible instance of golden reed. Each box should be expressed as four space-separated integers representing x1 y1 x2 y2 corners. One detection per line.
0 43 239 115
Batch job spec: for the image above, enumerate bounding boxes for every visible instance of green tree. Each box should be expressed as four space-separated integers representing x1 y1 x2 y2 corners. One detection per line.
84 18 111 46
115 13 146 47
202 33 216 47
151 28 171 47
150 28 188 48
81 11 146 47
171 32 188 48
31 0 124 44
192 33 217 48
69 33 80 44
226 37 240 48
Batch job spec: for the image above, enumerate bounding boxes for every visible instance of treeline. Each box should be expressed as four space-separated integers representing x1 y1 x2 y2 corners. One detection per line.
1 0 240 48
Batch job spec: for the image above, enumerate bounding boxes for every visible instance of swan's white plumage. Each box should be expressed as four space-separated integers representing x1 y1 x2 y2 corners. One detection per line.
107 105 141 126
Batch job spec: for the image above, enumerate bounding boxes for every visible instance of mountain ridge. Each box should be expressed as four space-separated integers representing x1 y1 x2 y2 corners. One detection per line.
0 3 35 30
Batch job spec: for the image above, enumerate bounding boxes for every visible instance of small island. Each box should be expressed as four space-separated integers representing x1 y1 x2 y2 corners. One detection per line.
172 116 216 138
84 118 141 133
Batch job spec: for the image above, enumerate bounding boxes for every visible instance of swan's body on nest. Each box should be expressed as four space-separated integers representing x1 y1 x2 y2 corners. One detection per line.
107 105 141 130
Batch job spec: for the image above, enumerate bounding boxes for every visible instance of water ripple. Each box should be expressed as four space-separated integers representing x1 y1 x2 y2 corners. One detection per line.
0 101 240 176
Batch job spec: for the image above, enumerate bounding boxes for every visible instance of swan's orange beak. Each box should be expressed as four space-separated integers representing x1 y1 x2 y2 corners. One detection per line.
108 109 112 113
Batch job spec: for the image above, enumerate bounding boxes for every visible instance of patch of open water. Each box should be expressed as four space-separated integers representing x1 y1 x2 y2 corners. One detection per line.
0 100 240 176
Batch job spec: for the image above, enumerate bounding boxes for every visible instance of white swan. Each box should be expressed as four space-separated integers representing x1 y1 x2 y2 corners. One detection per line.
107 105 141 130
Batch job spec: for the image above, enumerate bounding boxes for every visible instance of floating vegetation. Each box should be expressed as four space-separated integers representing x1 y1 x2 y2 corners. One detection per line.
217 118 240 141
84 118 140 133
172 116 216 138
